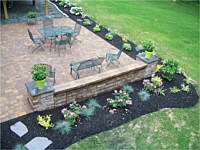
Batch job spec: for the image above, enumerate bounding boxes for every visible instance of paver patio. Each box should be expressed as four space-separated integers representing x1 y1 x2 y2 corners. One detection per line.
0 18 137 122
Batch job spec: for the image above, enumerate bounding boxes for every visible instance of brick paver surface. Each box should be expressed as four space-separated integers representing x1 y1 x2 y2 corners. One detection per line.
0 18 136 122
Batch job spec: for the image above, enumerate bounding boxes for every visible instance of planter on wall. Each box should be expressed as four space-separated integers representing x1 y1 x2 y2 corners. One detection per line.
145 51 153 59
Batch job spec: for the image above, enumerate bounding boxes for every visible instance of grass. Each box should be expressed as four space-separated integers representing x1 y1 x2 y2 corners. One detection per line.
66 0 199 149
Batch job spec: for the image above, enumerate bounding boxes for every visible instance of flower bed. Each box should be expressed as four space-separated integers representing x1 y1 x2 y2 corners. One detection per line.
1 73 199 149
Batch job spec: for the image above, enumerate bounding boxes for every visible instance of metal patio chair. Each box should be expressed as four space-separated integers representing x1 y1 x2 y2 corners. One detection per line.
71 22 82 43
27 29 45 53
106 47 123 67
55 34 72 56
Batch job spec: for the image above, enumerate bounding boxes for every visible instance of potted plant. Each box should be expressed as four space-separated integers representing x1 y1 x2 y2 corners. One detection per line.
30 64 48 89
27 11 37 24
142 39 155 59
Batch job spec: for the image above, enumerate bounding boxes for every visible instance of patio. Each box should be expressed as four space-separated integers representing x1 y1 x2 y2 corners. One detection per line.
0 18 138 122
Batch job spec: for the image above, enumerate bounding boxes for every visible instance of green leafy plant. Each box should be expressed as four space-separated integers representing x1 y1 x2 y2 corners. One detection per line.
122 84 134 93
138 90 150 102
123 43 132 51
93 25 101 32
142 39 155 52
61 101 82 125
80 107 94 120
181 84 190 93
37 114 54 129
27 11 36 18
30 64 48 81
55 121 71 135
88 98 101 109
170 86 180 94
59 0 71 7
13 144 26 150
184 77 192 84
107 89 132 108
157 87 165 96
156 64 163 72
105 33 114 41
143 76 164 95
122 36 127 43
70 6 83 15
83 20 92 26
160 59 179 81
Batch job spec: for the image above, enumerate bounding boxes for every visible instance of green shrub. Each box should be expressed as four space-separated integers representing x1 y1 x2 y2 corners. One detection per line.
83 21 92 26
12 144 26 150
80 107 94 120
27 11 36 18
93 25 101 32
70 6 83 15
122 84 134 93
59 0 71 7
181 84 190 93
170 86 180 94
160 59 179 81
88 99 101 109
123 43 132 51
105 33 113 41
37 114 54 129
55 121 71 135
138 90 150 102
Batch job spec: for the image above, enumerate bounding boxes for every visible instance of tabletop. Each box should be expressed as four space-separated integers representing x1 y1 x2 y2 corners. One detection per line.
38 26 74 38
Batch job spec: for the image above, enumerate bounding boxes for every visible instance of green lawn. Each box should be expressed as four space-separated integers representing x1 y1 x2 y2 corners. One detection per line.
66 0 199 149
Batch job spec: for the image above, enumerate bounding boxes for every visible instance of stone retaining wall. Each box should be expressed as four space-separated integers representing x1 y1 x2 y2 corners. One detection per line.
27 59 158 111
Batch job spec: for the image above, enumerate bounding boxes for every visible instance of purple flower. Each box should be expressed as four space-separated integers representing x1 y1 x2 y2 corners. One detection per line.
61 108 66 114
119 90 123 93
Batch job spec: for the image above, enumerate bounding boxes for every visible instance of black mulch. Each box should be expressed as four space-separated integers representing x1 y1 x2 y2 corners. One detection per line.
1 73 199 149
1 1 199 149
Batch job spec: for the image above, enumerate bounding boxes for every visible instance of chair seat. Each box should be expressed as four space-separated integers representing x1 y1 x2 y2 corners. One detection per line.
33 38 44 45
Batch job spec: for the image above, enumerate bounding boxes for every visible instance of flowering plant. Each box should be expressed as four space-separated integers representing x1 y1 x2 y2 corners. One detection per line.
61 101 82 125
143 76 163 94
107 89 132 108
30 64 48 81
70 6 83 16
142 39 155 52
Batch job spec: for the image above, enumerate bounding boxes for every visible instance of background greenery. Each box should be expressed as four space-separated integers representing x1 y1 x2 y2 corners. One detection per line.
67 0 199 149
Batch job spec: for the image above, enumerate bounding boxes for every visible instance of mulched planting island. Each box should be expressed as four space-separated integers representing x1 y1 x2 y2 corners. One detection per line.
1 73 199 149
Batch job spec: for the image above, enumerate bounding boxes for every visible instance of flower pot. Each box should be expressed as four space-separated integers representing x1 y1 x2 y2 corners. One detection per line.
145 51 153 59
35 79 46 89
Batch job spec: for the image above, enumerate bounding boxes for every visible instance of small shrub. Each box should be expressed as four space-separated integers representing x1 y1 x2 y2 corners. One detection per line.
170 86 180 94
61 101 82 125
27 11 36 18
156 65 163 73
80 107 94 120
37 114 54 129
181 84 190 93
184 77 192 84
122 84 134 93
93 25 101 32
59 0 71 8
122 36 127 43
70 6 83 15
107 89 132 108
88 98 101 109
105 33 114 41
138 90 150 102
13 144 26 150
55 121 71 135
123 43 132 51
157 87 165 96
160 59 179 81
83 21 92 26
143 76 164 95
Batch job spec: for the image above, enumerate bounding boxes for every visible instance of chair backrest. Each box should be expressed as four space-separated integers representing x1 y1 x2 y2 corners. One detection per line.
43 19 53 28
27 29 34 43
78 59 94 70
93 57 105 66
74 22 82 35
117 49 123 60
56 34 72 45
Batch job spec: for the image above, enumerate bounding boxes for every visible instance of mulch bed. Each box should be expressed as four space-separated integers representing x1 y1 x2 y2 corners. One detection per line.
1 1 199 149
1 73 199 149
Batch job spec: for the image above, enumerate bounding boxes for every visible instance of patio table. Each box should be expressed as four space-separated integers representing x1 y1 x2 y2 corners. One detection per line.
38 26 74 50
